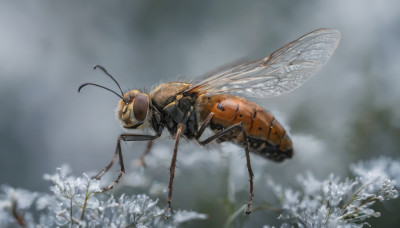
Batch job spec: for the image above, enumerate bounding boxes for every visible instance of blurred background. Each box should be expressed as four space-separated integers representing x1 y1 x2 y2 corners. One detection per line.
1 0 399 227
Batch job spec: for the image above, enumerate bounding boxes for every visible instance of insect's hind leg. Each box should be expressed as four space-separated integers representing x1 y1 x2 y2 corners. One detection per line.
94 133 159 192
196 120 255 215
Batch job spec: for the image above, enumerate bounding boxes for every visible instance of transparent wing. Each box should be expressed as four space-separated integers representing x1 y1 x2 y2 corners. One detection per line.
186 28 341 98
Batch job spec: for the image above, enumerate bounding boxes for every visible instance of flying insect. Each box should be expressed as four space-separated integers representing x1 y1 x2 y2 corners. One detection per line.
78 28 341 215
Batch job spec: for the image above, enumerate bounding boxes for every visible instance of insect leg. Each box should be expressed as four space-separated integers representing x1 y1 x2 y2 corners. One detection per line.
92 142 119 180
241 126 254 215
196 123 255 215
138 140 154 167
166 124 184 216
197 122 240 145
195 112 215 140
95 133 160 192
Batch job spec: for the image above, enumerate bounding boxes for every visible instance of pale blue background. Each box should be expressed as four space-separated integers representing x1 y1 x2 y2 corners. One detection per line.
1 0 399 227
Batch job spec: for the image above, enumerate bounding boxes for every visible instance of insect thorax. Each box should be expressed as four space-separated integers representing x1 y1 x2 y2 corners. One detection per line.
149 83 198 138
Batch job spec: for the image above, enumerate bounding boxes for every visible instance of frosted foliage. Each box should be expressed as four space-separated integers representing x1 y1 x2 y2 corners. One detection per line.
0 166 206 227
264 157 399 228
350 156 400 189
0 157 398 227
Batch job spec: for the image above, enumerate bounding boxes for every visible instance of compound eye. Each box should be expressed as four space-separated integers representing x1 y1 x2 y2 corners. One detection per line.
133 93 149 122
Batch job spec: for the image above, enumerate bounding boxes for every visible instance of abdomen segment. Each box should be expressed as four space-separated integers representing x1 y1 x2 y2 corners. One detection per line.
196 94 293 162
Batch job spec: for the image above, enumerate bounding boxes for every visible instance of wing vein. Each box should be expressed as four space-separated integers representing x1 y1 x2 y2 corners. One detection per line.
186 28 341 98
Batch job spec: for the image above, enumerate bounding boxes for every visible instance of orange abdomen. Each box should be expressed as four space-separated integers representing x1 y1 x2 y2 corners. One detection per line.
196 94 293 162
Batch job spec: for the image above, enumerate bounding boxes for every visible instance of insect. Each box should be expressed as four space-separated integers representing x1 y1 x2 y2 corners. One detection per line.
78 28 341 215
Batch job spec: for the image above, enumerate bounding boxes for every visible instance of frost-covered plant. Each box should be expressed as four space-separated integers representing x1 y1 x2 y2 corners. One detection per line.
262 157 399 228
0 165 207 228
1 156 399 227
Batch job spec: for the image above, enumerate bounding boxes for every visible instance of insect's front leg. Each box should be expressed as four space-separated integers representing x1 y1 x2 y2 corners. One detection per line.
94 133 160 192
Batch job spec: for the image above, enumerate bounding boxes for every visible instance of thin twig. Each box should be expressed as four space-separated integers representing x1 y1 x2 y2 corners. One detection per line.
224 204 248 228
341 184 366 212
80 179 92 221
11 200 25 227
